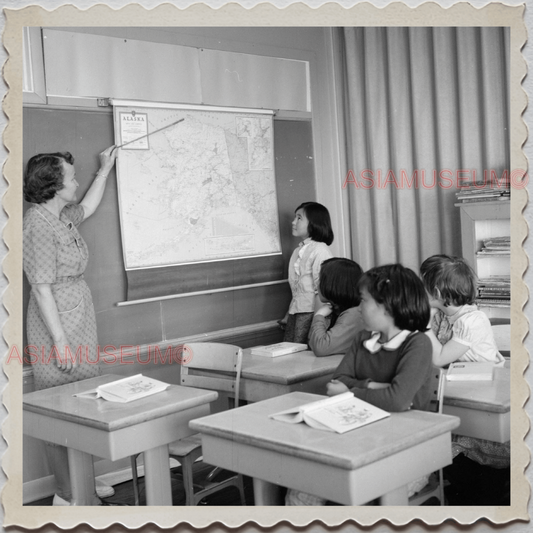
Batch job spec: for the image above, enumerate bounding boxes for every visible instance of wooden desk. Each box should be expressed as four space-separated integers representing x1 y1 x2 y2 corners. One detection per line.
240 350 343 402
190 392 460 506
443 366 510 443
23 375 217 506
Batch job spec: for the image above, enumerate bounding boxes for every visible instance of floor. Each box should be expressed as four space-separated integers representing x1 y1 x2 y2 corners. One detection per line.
444 453 511 506
27 454 510 506
28 463 255 506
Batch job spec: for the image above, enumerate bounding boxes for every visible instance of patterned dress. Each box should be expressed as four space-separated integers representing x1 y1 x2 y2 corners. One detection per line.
23 203 100 391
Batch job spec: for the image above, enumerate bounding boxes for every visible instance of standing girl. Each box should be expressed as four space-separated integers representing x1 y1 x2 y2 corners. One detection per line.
280 202 334 344
308 257 365 356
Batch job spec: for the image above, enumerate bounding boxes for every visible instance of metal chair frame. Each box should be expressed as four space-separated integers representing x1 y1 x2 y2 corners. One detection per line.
131 342 245 505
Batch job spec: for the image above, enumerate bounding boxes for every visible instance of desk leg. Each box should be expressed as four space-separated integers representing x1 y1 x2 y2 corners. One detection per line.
67 448 96 506
144 444 172 506
379 485 408 506
253 478 283 505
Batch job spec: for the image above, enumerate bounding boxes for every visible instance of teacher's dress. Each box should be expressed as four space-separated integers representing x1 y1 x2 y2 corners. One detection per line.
23 203 100 391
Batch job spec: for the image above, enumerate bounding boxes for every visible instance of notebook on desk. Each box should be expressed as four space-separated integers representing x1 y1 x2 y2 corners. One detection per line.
250 342 308 357
446 362 495 381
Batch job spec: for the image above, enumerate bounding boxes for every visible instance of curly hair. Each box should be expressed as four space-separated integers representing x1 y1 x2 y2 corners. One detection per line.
358 263 430 332
295 202 334 245
420 254 477 306
23 152 74 204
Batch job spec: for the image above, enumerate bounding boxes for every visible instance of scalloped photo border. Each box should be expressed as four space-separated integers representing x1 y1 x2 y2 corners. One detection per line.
1 2 528 529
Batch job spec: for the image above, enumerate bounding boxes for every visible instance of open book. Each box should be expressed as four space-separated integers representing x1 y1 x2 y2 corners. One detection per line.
269 392 390 434
74 374 170 403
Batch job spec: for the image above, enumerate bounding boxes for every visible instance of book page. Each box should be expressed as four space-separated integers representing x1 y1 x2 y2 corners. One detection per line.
305 395 390 434
99 375 169 402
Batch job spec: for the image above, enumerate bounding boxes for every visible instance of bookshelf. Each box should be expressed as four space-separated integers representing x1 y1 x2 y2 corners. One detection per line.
456 200 510 320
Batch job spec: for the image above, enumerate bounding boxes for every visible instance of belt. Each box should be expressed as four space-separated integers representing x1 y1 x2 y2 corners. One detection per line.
55 274 84 283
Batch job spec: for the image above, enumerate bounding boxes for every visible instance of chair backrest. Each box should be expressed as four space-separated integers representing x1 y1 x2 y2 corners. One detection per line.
179 342 243 407
428 367 446 414
490 318 510 357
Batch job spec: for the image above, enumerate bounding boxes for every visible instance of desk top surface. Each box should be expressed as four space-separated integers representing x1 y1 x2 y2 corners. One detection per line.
241 349 343 385
190 391 460 470
443 366 510 413
23 374 217 432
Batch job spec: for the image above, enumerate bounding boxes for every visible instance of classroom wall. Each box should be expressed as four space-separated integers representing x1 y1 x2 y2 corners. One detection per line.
22 28 340 490
23 27 342 352
22 109 314 349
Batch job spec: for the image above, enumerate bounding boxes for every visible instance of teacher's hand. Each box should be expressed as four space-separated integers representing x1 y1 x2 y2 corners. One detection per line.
98 145 118 175
54 340 79 373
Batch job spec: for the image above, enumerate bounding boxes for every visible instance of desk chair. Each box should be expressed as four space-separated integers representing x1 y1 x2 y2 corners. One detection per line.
409 367 446 506
131 342 246 506
490 317 511 358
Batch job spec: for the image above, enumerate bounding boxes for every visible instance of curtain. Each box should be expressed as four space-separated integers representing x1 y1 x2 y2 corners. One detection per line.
339 27 509 272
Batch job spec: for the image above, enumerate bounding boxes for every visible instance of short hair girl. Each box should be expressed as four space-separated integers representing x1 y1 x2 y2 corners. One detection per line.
421 254 504 367
286 263 433 506
308 257 365 356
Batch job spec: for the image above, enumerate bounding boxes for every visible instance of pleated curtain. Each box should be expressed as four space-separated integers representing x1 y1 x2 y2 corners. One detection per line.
338 27 509 272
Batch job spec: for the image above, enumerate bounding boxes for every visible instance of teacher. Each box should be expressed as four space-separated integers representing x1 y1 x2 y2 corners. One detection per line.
23 146 117 505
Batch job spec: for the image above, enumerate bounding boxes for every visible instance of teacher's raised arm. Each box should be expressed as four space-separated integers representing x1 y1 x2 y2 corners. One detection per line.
79 145 118 219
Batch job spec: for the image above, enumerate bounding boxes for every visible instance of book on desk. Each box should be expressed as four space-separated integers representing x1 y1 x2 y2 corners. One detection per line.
250 342 308 357
269 391 390 433
73 374 170 403
446 362 495 381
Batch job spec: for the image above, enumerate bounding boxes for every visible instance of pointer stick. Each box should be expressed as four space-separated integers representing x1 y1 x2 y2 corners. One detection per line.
117 118 185 149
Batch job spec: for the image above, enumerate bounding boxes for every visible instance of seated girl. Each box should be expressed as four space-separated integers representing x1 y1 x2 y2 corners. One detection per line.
421 254 508 470
308 257 365 356
420 254 504 367
286 263 433 505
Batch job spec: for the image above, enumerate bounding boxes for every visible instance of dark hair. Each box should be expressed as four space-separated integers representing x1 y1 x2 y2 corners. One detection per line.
420 254 477 306
358 263 430 332
319 257 363 313
296 202 334 245
23 152 74 203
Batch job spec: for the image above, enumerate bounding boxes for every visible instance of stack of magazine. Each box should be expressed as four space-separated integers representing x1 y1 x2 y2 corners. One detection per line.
455 183 510 203
476 236 510 256
476 275 510 309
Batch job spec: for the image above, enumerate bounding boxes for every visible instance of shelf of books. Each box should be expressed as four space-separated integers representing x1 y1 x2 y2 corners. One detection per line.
456 192 510 321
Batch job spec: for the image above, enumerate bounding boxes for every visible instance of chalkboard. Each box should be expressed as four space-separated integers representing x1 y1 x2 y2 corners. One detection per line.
23 106 315 348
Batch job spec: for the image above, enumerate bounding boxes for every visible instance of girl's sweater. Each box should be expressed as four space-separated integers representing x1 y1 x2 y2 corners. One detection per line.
333 329 433 412
308 307 364 356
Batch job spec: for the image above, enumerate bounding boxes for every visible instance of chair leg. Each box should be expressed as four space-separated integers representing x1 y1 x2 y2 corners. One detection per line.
131 454 140 506
180 454 197 506
438 469 445 506
237 474 246 505
205 466 223 482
